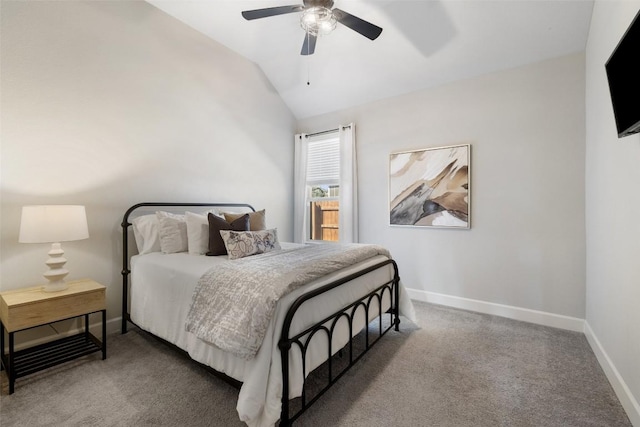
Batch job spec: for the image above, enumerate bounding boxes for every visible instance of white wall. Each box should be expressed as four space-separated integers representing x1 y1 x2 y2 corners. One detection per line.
0 1 296 328
298 53 587 321
585 1 640 424
2 0 637 421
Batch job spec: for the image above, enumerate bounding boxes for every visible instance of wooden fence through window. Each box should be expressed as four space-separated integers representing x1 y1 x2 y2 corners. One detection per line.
310 200 339 241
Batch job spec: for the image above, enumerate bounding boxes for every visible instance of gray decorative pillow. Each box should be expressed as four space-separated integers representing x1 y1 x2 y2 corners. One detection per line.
156 211 187 254
219 228 281 260
207 213 250 256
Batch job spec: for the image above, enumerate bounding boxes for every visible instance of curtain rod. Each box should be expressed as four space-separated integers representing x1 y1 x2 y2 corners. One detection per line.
304 124 351 138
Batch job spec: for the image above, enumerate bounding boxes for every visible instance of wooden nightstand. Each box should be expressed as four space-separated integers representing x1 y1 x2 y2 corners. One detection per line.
0 278 106 394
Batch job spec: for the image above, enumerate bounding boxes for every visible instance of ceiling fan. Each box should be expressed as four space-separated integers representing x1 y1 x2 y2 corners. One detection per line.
241 0 383 55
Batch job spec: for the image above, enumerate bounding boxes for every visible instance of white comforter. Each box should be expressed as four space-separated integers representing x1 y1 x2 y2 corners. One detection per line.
130 243 415 427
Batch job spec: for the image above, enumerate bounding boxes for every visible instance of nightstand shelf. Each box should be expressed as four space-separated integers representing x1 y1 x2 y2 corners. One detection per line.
0 279 106 394
12 321 103 379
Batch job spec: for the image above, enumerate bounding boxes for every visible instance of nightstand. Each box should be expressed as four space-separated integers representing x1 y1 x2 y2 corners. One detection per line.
0 278 106 394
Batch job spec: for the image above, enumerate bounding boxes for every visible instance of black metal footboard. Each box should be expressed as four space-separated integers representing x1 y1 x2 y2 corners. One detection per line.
278 258 400 426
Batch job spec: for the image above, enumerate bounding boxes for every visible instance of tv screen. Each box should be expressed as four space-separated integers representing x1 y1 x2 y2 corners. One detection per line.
605 9 640 138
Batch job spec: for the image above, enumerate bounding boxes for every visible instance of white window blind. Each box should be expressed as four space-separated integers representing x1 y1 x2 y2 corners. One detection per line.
306 137 340 182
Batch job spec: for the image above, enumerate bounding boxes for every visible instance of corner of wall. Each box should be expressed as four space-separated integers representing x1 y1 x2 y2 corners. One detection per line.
584 321 640 426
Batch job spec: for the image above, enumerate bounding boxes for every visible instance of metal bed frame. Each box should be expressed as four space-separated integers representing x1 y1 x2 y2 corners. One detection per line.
121 202 401 426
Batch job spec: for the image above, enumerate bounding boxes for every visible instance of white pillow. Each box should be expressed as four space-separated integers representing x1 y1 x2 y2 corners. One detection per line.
185 211 222 255
220 228 281 260
132 214 161 254
156 211 188 254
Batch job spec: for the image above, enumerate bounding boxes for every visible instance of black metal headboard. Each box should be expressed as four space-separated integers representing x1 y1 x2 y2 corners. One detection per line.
120 202 255 334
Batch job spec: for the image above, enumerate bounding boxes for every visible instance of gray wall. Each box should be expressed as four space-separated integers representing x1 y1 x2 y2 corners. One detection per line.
585 1 640 422
298 53 587 320
0 1 296 325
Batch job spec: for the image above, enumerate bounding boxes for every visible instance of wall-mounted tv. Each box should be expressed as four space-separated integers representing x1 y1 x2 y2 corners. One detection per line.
605 8 640 138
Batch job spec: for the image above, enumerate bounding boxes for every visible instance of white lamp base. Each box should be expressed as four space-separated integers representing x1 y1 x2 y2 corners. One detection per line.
43 242 69 292
43 280 69 292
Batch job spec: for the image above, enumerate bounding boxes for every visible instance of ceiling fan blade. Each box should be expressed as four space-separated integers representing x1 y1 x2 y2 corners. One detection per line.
241 5 304 20
332 8 383 40
301 33 317 55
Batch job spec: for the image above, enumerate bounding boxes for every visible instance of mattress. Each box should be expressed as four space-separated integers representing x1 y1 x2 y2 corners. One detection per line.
130 242 414 427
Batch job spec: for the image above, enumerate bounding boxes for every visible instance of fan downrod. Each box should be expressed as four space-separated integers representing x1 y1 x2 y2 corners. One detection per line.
303 0 334 8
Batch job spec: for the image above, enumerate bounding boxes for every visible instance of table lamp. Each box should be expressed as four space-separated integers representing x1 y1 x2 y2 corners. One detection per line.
19 205 89 292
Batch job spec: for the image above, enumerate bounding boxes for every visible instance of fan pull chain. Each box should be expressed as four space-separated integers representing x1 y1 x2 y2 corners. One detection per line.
306 32 311 85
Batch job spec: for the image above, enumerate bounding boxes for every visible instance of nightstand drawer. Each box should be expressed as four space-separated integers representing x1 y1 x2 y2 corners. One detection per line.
0 279 106 332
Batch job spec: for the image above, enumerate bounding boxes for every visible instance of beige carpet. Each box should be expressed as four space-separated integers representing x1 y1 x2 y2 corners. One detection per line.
0 301 632 426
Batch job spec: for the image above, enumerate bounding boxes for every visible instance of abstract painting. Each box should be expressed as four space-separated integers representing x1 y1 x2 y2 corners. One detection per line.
389 144 470 228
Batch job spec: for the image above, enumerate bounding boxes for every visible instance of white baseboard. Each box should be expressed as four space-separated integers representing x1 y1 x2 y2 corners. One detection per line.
584 322 640 426
407 288 585 332
106 316 123 334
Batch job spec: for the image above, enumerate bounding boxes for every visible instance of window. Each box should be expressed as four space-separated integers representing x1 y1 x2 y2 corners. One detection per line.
306 135 340 241
294 124 357 244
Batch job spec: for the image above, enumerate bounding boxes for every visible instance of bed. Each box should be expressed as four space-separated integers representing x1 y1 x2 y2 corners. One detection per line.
121 202 414 427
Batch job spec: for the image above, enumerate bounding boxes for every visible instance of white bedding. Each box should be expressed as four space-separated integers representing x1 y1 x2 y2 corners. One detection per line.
130 242 415 427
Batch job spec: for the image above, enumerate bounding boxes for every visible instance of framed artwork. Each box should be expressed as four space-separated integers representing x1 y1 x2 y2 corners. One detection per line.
389 144 470 228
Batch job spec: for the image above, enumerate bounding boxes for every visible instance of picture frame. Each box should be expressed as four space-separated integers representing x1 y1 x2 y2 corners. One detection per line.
389 144 470 229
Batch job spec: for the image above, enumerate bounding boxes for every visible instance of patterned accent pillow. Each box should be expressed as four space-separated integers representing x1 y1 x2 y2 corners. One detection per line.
219 228 281 260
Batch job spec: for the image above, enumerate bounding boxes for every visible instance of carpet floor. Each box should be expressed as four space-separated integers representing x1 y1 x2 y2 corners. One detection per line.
0 301 632 426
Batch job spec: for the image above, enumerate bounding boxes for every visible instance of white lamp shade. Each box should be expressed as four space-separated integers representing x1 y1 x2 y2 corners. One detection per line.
19 205 89 243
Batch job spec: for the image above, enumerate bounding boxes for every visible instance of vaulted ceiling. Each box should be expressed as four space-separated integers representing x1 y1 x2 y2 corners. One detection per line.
147 0 594 119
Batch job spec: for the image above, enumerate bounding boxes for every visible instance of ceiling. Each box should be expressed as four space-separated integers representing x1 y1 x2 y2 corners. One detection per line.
147 0 594 119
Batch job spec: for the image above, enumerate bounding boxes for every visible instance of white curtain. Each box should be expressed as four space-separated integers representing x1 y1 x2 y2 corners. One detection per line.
339 123 358 243
293 133 308 243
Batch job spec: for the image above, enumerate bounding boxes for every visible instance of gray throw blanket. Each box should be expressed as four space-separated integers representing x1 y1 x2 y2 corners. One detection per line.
185 243 390 360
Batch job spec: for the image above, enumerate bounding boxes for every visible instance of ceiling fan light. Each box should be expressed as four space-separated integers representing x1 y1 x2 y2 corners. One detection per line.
300 6 336 36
